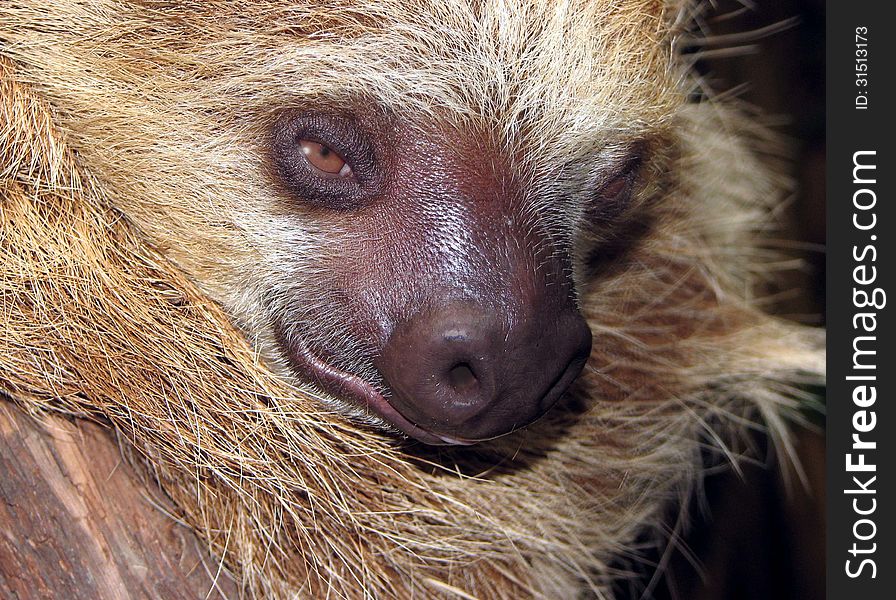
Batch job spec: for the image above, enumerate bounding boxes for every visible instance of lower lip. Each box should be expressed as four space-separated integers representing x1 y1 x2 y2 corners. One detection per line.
287 341 477 446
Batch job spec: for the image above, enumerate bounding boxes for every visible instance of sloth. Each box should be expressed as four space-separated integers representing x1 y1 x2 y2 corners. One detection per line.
0 1 823 598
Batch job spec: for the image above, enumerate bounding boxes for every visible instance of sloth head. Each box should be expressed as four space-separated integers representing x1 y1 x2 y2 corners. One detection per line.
30 1 681 444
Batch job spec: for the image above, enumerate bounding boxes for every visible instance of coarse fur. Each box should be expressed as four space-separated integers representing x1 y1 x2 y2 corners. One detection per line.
1 1 823 598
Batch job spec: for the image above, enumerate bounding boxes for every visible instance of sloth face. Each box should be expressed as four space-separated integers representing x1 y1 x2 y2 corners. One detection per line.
259 105 661 444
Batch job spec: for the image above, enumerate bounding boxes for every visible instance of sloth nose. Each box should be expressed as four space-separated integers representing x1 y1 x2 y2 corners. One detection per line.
375 303 592 443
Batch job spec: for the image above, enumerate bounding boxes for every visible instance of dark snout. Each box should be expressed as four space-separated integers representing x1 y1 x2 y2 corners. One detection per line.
376 301 592 443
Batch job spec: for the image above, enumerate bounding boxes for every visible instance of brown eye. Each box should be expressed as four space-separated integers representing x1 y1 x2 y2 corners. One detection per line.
598 149 644 202
600 173 629 199
299 139 354 178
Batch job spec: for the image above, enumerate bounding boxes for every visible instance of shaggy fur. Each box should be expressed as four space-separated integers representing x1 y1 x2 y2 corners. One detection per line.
1 1 823 598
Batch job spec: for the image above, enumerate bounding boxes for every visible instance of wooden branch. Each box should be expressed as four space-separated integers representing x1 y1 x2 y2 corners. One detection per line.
0 402 238 599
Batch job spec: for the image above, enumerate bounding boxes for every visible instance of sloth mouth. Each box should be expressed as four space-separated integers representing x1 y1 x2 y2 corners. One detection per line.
286 340 476 446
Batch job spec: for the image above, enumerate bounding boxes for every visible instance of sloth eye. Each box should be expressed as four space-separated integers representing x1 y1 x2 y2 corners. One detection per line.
600 172 631 200
299 139 354 178
597 160 639 205
585 148 645 223
271 111 380 210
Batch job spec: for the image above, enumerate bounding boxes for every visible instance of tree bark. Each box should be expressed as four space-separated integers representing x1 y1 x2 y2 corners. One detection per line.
0 402 238 599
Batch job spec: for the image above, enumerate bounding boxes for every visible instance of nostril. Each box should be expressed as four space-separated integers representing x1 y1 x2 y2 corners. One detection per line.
447 362 478 394
374 301 589 441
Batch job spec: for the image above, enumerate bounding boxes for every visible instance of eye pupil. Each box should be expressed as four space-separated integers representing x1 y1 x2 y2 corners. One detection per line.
298 139 353 178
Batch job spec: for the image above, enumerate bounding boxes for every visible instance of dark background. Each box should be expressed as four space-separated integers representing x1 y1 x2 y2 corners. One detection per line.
615 2 826 599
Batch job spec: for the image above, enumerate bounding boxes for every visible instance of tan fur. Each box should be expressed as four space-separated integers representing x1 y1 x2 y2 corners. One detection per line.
1 2 823 598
